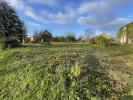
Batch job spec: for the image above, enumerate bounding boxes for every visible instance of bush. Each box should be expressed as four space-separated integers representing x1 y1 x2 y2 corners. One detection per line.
66 35 77 42
90 37 96 44
0 41 5 49
0 39 21 49
95 36 109 47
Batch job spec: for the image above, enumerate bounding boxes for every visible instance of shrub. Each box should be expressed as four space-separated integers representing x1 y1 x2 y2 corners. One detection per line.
66 35 77 42
90 37 96 44
0 41 5 49
0 39 21 49
95 36 109 47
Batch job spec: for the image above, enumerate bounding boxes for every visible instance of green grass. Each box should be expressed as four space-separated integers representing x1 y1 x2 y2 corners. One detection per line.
0 43 133 99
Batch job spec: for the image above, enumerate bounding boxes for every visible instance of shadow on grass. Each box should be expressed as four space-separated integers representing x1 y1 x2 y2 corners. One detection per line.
111 50 133 57
78 54 117 98
77 54 133 99
119 95 133 100
0 65 26 76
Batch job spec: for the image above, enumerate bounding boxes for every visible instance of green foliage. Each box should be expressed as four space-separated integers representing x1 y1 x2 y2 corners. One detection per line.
0 38 21 49
32 30 53 43
70 62 81 78
90 37 96 44
117 22 133 39
53 35 77 43
117 27 124 38
0 1 26 39
0 41 5 49
52 36 66 42
39 30 52 42
95 36 109 47
90 36 110 47
66 35 77 42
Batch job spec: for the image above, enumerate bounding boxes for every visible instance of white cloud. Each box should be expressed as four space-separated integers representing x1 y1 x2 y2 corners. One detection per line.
78 1 107 14
78 15 132 32
3 0 133 33
27 22 42 28
40 9 77 24
23 6 39 21
76 0 133 32
78 16 94 25
106 18 132 27
4 0 75 24
78 0 133 15
4 0 39 21
28 0 58 6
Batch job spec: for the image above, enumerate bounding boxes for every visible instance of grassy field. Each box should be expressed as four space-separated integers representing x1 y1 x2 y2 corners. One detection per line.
0 43 133 100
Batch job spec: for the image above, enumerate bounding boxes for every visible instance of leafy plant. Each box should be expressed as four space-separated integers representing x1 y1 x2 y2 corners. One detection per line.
0 38 21 49
95 36 109 47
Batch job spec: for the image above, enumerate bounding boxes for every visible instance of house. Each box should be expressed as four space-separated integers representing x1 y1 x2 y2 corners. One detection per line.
30 36 34 42
117 22 133 44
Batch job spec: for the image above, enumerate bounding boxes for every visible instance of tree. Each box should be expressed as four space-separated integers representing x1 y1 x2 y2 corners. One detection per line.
57 36 66 42
52 36 66 42
39 30 52 43
66 35 77 42
52 36 59 42
65 33 77 42
0 1 26 42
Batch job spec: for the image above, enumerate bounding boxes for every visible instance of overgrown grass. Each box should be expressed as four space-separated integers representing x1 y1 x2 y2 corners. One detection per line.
0 43 133 99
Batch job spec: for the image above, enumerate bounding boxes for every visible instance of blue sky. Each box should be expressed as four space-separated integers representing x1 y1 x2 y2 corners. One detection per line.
4 0 133 37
